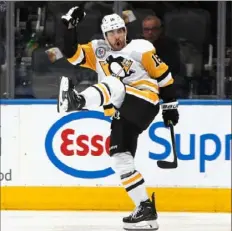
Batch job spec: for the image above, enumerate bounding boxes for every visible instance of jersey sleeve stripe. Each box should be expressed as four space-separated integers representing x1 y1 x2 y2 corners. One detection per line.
67 46 84 65
158 72 174 87
67 42 97 71
155 68 170 81
161 78 174 87
79 42 97 71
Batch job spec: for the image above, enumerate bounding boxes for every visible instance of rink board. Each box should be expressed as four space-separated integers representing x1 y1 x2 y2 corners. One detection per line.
0 100 231 212
1 186 231 212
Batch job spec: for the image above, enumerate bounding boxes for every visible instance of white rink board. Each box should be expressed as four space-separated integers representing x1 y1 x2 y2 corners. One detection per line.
1 104 231 187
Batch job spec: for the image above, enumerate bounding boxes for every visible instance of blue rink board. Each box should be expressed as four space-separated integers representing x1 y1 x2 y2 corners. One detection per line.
0 99 231 105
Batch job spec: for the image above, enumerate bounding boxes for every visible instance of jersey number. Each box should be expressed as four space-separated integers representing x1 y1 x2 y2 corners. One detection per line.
152 54 162 67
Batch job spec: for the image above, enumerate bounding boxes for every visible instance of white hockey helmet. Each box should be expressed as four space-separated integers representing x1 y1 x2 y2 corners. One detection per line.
101 13 126 36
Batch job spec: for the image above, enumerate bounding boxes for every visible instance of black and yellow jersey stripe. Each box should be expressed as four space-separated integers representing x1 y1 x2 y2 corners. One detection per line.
67 42 97 71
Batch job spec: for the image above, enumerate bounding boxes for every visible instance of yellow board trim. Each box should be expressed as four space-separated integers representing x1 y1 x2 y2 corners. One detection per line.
0 187 230 212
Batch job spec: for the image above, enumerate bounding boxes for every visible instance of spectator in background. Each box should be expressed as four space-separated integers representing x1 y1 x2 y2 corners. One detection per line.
142 15 182 77
141 15 187 98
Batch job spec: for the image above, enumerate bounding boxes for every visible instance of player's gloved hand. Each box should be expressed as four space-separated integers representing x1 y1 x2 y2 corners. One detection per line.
161 100 179 127
61 6 86 29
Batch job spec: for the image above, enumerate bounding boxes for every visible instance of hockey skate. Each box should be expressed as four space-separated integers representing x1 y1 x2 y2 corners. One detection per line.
57 76 85 113
123 193 159 231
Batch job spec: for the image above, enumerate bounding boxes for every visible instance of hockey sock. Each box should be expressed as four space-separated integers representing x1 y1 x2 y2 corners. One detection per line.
80 83 111 108
121 170 149 207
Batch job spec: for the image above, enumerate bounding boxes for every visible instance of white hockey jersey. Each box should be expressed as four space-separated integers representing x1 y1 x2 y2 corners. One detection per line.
67 39 174 107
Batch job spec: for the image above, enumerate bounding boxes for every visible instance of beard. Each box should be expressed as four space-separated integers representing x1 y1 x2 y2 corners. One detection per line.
111 39 125 51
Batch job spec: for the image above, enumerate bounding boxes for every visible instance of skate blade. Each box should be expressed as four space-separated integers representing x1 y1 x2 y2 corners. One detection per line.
57 76 69 113
123 220 159 231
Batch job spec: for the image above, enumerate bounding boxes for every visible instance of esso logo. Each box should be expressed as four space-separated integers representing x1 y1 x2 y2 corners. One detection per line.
60 129 110 156
45 111 115 179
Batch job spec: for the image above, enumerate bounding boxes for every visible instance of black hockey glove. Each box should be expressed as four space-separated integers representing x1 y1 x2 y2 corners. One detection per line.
61 6 86 29
161 101 179 127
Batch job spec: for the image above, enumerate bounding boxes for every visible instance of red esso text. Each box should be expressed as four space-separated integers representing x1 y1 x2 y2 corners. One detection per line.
60 128 110 156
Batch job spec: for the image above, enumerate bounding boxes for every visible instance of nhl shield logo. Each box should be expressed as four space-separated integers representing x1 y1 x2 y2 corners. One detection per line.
96 47 106 59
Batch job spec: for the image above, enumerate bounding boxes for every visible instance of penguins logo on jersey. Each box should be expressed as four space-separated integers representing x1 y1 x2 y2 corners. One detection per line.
106 55 135 78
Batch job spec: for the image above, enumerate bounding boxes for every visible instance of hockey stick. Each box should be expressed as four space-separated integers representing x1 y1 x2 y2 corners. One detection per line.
157 121 178 169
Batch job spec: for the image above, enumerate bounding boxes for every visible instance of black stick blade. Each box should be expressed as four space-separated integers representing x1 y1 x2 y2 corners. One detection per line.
157 160 178 169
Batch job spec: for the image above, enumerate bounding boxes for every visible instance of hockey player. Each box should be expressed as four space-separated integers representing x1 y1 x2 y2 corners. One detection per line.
57 6 179 231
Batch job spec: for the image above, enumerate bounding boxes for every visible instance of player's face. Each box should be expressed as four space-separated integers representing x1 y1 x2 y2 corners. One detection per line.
106 28 127 51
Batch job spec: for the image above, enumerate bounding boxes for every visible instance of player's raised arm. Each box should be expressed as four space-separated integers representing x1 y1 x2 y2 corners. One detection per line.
61 6 96 71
